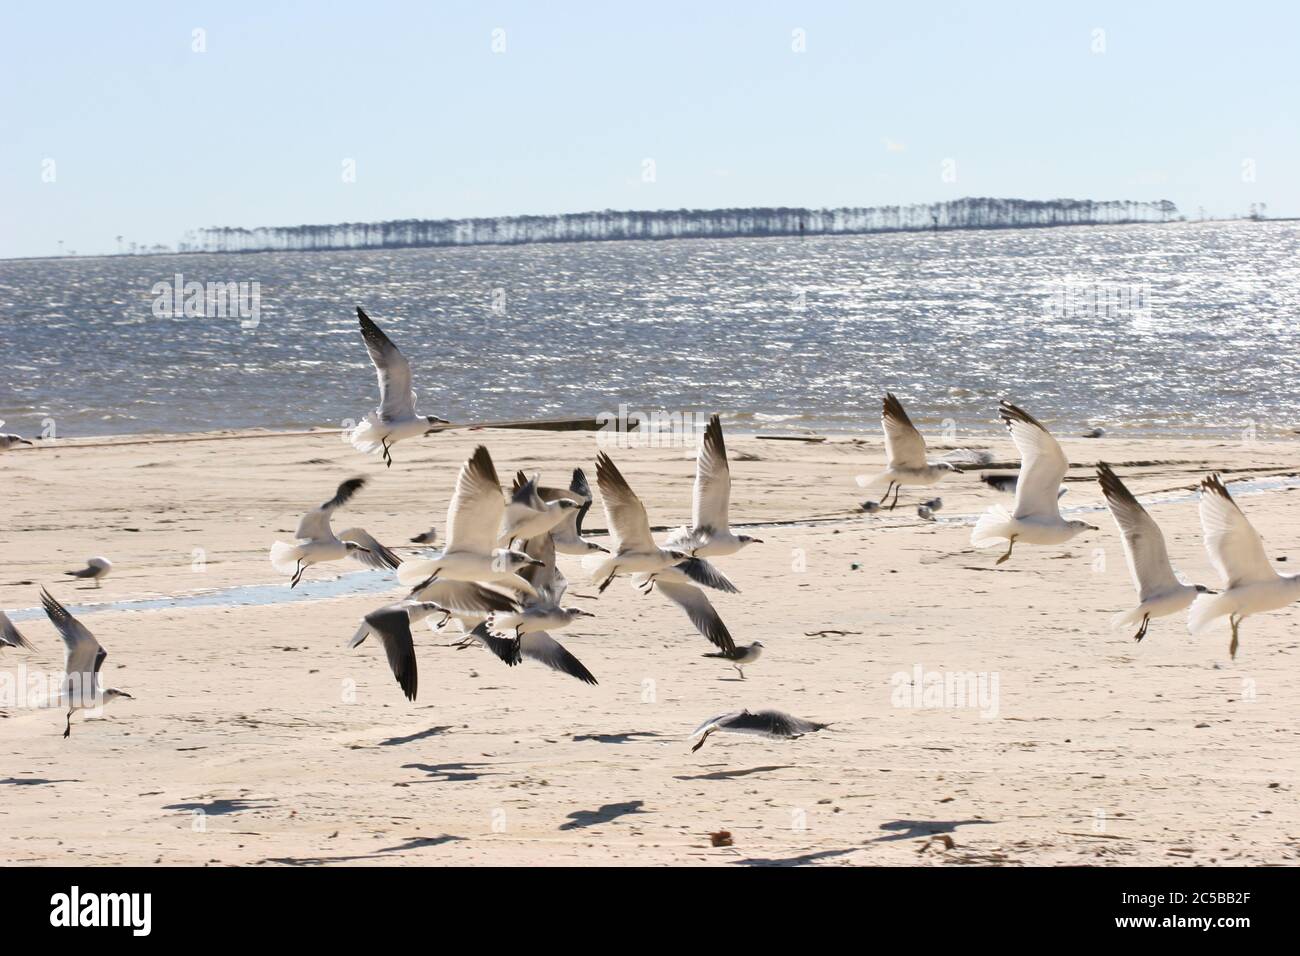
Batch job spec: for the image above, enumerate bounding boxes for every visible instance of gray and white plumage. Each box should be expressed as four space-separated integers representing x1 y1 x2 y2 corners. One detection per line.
536 468 607 555
689 708 827 752
64 556 112 586
1 610 33 650
666 414 762 557
270 477 401 587
500 472 580 547
864 393 960 511
409 527 438 545
40 588 132 737
468 621 597 685
702 640 763 677
588 452 689 592
0 433 34 451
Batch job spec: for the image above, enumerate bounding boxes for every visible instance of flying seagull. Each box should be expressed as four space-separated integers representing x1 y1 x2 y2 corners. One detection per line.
488 532 596 638
666 414 763 556
589 452 689 592
702 640 764 679
396 446 542 597
40 588 132 738
1 610 33 650
349 307 449 467
65 557 112 588
689 709 827 752
1188 474 1300 659
0 433 33 451
633 559 739 654
863 393 960 511
970 401 1096 564
1098 462 1211 642
270 477 401 587
500 472 580 547
467 621 598 685
545 469 608 555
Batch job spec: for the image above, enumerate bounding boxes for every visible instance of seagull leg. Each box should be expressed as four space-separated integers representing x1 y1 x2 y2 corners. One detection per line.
63 708 72 739
995 535 1017 565
597 573 617 594
381 438 392 468
889 483 904 510
691 728 713 753
1133 615 1149 642
882 482 896 511
1229 614 1241 660
734 664 745 680
290 560 303 588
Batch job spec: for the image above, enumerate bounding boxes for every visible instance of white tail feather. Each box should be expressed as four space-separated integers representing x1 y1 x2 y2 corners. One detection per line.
350 412 384 454
971 506 1012 549
396 558 440 587
1188 591 1233 635
1110 606 1145 630
269 541 303 575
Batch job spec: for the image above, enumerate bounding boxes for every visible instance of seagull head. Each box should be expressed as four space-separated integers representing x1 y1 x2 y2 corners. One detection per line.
424 415 450 426
556 499 580 511
104 689 133 702
738 534 764 547
1067 520 1100 534
941 462 962 473
563 607 597 620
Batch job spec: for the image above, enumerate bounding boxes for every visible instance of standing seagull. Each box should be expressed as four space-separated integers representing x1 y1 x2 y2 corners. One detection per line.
40 588 132 738
666 415 763 556
1 610 33 650
396 446 542 597
589 452 689 593
703 640 763 679
689 709 827 752
971 401 1097 564
270 478 401 587
0 433 33 451
547 469 608 556
65 557 112 588
349 307 449 467
1188 474 1300 659
864 393 960 511
1098 463 1211 642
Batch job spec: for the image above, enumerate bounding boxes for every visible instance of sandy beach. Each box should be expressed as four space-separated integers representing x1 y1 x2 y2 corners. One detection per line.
1 425 1298 866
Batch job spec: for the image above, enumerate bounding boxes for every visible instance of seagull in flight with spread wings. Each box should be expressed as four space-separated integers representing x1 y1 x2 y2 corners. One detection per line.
270 477 402 587
40 588 132 738
1188 474 1300 659
862 393 960 511
666 414 762 557
688 709 827 752
349 307 449 467
971 401 1096 564
589 452 689 593
1098 462 1211 642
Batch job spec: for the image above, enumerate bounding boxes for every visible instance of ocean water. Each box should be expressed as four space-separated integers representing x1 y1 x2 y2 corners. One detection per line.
0 220 1297 440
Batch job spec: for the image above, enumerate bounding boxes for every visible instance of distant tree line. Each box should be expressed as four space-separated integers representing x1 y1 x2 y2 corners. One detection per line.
193 197 1180 253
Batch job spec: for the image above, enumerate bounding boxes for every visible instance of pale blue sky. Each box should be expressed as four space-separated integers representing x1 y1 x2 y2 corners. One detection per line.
1 1 1295 258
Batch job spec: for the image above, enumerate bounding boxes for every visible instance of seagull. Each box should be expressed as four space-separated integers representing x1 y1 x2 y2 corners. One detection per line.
860 500 881 514
1188 474 1300 659
396 446 542 597
864 393 960 510
916 505 937 521
533 469 608 555
1082 427 1106 438
632 558 739 654
269 478 401 587
689 709 827 752
971 401 1097 564
1 610 33 650
409 527 437 545
64 557 112 588
467 621 598 685
500 473 580 547
921 497 943 512
666 414 762 556
702 640 763 678
1098 462 1211 642
349 307 449 467
589 452 689 592
487 532 596 638
39 588 132 738
0 433 33 451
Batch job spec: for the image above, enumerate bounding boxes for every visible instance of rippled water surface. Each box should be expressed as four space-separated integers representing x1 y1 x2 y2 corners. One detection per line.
1 221 1297 438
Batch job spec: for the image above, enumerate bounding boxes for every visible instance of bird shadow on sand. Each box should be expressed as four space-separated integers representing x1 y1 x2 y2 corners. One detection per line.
674 765 794 781
163 798 276 815
571 731 662 744
559 800 646 830
379 726 453 746
733 847 861 867
261 834 464 866
871 819 994 842
401 762 495 782
0 776 80 786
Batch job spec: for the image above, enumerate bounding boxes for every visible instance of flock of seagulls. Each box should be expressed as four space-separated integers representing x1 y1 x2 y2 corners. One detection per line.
2 307 1295 747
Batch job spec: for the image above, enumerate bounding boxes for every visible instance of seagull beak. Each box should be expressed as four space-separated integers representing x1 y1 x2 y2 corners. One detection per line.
752 538 765 545
119 692 134 700
1088 524 1100 531
528 558 545 567
577 609 597 617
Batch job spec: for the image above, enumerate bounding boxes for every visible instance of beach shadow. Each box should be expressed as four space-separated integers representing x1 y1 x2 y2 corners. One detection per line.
0 776 80 786
571 731 662 744
871 819 994 842
163 798 276 815
379 726 453 746
401 762 494 782
733 847 861 867
559 800 646 830
262 834 463 866
674 765 793 781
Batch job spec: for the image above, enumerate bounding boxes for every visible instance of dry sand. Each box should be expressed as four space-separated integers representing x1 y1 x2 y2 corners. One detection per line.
1 425 1298 866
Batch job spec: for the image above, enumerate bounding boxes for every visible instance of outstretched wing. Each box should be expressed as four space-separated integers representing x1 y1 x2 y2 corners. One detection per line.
595 453 655 551
0 611 33 650
40 588 103 676
692 414 732 532
445 446 505 553
1000 401 1067 521
1097 463 1181 599
882 393 928 470
654 578 736 654
360 605 418 701
357 307 416 422
338 528 403 570
520 632 598 685
1199 474 1276 588
297 477 366 540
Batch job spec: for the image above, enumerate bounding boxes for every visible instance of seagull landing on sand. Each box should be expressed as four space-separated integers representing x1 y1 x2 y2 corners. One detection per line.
395 446 542 597
666 415 762 557
1098 462 1211 642
970 401 1096 564
349 307 449 467
689 708 827 752
1188 474 1300 659
40 588 132 738
589 452 689 593
703 640 763 679
270 478 401 587
862 393 960 511
0 433 33 451
65 556 112 588
1 610 33 650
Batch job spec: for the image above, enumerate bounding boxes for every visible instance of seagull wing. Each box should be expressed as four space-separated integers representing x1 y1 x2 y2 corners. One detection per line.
296 477 365 540
0 610 33 650
595 453 655 551
882 393 929 469
1097 463 1182 599
692 414 732 532
445 446 505 553
40 588 104 678
673 557 739 594
338 528 403 570
361 605 418 701
1199 475 1276 587
520 632 598 684
357 307 415 422
407 579 521 615
570 468 595 537
518 533 559 596
1000 402 1067 521
653 578 737 654
718 709 825 739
